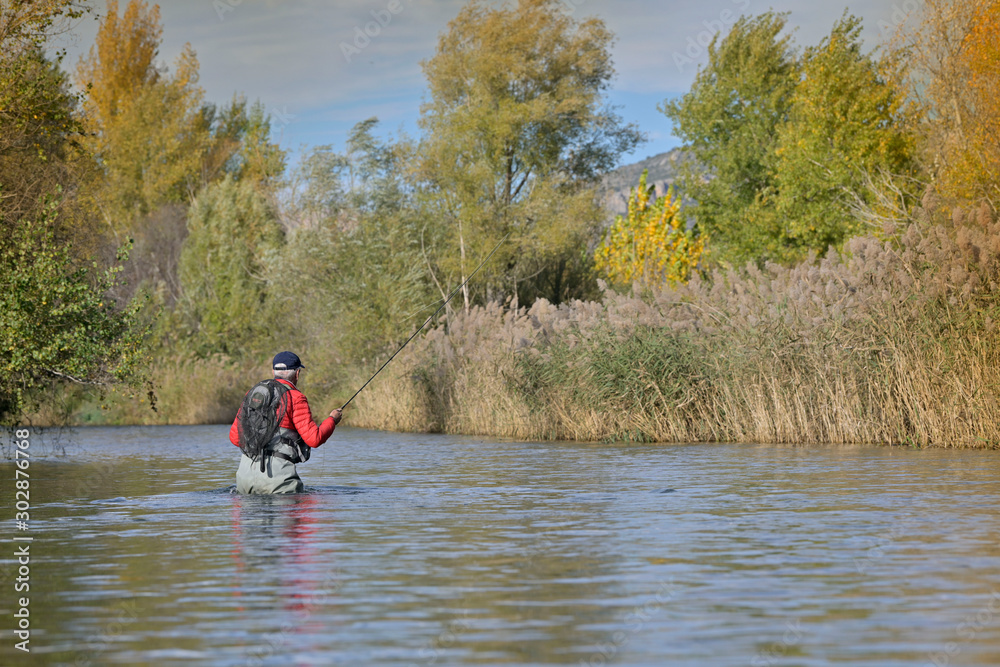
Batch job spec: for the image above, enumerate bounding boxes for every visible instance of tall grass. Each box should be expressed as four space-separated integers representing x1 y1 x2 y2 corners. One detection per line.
350 217 1000 447
58 353 264 426
83 352 345 426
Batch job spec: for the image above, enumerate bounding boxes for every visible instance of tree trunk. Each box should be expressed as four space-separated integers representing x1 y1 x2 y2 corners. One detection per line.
459 219 469 312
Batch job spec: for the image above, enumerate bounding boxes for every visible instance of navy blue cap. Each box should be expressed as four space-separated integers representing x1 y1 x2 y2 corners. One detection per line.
272 351 305 370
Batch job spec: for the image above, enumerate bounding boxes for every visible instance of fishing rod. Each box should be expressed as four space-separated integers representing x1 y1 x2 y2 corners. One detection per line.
339 233 510 410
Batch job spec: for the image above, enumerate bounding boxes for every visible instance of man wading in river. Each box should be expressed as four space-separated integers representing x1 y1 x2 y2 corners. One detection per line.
229 351 343 494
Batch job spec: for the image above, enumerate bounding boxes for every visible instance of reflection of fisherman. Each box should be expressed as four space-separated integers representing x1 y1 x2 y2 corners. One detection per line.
229 351 343 494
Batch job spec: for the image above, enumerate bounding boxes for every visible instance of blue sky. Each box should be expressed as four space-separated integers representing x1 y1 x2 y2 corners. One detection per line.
54 0 910 166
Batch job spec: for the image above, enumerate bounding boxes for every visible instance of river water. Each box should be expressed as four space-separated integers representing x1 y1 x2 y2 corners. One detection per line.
1 425 999 666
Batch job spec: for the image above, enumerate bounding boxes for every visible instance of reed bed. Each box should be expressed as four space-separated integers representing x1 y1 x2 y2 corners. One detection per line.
351 219 1000 447
87 353 263 426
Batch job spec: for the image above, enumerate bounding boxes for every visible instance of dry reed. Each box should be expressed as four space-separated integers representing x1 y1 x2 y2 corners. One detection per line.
350 217 1000 447
83 353 263 425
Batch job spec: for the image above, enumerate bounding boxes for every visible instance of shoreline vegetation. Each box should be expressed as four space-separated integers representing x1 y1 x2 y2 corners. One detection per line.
6 1 1000 449
59 208 1000 449
348 214 1000 448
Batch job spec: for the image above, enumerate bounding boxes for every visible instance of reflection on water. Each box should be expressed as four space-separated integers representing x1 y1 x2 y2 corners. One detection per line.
1 425 999 666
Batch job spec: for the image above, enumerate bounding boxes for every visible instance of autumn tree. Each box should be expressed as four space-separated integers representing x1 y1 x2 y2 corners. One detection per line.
418 0 641 307
75 0 289 309
594 170 706 288
223 100 287 187
889 0 990 206
0 2 148 424
198 97 288 189
76 0 209 232
0 1 90 233
962 0 1000 204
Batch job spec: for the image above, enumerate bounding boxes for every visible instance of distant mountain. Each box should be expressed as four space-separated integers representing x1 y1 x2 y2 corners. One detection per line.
602 147 693 217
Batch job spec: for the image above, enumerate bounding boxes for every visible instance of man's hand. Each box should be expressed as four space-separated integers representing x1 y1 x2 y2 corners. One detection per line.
330 408 343 425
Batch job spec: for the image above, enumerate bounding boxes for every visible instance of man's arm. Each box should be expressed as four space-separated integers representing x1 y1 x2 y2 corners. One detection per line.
289 390 337 448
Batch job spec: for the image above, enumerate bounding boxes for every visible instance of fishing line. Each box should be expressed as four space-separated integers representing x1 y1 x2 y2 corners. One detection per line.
399 295 448 323
339 233 510 410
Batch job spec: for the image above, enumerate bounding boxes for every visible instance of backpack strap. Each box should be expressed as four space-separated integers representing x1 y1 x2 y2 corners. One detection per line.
267 380 292 471
238 379 291 472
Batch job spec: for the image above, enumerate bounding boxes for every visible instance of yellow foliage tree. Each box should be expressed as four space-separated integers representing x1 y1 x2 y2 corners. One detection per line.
594 170 706 288
76 0 209 232
960 0 1000 204
893 0 1000 207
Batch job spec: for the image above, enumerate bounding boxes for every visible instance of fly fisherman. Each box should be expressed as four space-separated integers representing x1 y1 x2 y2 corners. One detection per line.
229 351 343 494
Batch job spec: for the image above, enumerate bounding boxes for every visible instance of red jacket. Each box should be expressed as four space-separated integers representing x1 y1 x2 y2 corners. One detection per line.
229 378 336 449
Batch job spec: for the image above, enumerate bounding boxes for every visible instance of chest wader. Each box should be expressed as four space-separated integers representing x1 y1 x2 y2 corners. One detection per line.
235 380 311 472
267 427 311 467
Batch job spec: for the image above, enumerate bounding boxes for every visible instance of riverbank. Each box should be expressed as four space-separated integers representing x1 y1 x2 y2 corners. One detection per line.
38 220 1000 449
349 221 1000 448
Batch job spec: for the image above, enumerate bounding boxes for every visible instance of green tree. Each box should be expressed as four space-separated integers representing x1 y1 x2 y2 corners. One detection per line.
663 12 917 265
343 117 412 214
277 119 433 385
289 117 411 220
770 15 915 260
273 209 432 383
0 194 146 425
289 143 350 223
418 0 641 306
0 1 149 425
177 176 284 356
661 12 797 266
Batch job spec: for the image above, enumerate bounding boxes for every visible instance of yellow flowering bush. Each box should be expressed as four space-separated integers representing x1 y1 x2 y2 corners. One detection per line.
594 169 706 288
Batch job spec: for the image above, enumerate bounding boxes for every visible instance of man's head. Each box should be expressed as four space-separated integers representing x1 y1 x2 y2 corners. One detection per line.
272 351 305 383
